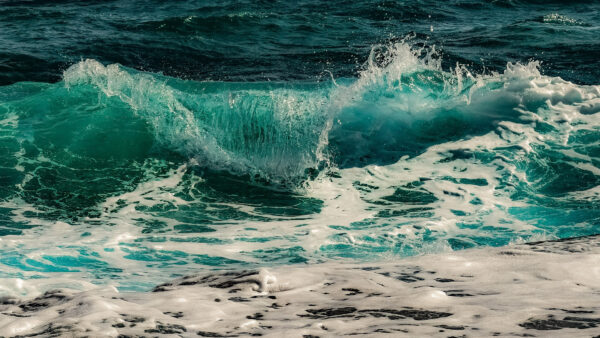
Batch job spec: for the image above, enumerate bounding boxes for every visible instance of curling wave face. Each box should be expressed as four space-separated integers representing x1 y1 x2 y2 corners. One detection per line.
0 42 599 294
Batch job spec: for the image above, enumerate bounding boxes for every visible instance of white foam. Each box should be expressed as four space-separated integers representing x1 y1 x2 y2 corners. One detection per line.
1 41 599 298
1 236 599 337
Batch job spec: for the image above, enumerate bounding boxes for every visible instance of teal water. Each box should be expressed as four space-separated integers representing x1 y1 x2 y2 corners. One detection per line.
0 1 599 292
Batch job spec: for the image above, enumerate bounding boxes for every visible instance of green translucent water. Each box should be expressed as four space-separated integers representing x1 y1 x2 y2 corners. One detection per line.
0 1 598 291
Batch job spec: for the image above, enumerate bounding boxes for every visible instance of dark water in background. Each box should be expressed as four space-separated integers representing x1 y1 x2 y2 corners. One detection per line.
1 0 599 85
0 1 599 291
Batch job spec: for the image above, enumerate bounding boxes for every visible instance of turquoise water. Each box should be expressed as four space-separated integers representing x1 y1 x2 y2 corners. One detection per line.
0 1 599 292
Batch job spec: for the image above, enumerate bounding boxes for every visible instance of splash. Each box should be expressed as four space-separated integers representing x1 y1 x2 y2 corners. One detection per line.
0 41 598 293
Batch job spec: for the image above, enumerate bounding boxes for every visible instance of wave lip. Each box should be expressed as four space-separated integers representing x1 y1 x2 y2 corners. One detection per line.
58 41 600 182
63 59 332 183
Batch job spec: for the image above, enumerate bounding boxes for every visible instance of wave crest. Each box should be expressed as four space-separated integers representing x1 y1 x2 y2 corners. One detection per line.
60 42 600 183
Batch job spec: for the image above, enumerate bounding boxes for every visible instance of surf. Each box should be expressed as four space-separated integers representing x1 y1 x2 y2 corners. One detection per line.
0 40 598 292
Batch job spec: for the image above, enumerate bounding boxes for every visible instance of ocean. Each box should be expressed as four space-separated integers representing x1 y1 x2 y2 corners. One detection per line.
0 1 599 336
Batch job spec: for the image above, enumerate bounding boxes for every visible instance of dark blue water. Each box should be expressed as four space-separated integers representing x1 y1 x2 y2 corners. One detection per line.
2 0 599 85
0 0 599 292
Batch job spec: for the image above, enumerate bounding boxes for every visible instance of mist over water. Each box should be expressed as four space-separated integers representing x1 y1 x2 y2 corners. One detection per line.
0 0 599 294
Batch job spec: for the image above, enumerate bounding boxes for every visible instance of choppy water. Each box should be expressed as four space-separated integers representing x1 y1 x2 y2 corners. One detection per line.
0 0 599 294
